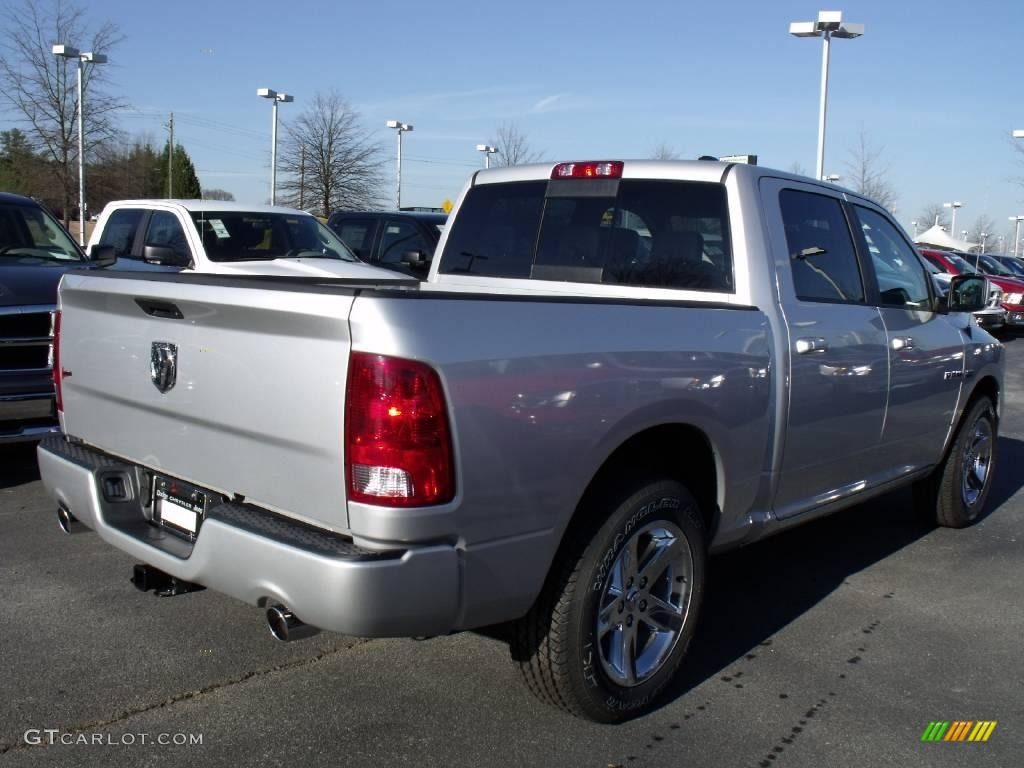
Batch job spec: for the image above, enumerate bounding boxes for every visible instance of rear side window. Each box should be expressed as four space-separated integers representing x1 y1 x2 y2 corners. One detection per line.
441 182 546 277
780 189 864 303
440 179 733 291
99 208 144 258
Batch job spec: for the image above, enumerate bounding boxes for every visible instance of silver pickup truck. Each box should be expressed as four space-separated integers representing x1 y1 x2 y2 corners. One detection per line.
37 160 1002 722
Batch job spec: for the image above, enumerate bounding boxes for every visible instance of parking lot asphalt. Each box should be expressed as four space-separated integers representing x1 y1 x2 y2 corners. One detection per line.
1 339 1022 768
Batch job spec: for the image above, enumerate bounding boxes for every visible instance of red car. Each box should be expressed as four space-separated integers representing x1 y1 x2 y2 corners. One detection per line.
920 248 1024 329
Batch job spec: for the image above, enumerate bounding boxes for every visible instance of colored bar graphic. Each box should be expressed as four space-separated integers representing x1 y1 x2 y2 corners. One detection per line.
921 721 950 741
921 721 996 742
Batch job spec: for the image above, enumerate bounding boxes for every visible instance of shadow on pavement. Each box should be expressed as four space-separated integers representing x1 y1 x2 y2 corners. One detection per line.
0 443 41 490
986 436 1024 512
664 488 930 705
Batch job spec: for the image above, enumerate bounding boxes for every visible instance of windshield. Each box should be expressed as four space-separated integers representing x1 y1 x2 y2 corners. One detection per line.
977 254 1012 276
946 253 977 273
997 256 1024 276
190 211 358 263
0 203 84 263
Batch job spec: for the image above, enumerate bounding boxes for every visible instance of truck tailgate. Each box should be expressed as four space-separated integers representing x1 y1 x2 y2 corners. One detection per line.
58 272 357 532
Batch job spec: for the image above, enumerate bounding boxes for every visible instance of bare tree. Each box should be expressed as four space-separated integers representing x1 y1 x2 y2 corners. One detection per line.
965 214 996 252
651 142 680 161
917 203 947 231
787 161 809 177
201 187 234 201
489 122 544 167
0 0 124 224
844 130 897 211
277 91 385 215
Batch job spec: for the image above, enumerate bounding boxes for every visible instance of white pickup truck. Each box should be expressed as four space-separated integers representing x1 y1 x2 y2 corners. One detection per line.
86 199 401 280
39 160 1002 722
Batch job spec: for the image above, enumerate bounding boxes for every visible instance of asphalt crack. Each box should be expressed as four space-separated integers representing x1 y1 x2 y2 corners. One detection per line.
0 637 375 754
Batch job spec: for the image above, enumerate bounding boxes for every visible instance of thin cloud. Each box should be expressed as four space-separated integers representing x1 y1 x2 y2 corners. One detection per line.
530 94 563 113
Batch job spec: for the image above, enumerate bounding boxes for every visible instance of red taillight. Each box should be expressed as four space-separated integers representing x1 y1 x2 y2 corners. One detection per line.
52 310 63 412
345 352 454 507
550 161 623 180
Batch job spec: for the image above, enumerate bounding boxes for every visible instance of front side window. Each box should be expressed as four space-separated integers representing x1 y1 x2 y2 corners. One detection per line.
440 179 733 291
99 208 144 258
780 189 864 303
145 211 192 262
853 206 931 309
380 220 431 264
332 218 374 260
190 212 357 262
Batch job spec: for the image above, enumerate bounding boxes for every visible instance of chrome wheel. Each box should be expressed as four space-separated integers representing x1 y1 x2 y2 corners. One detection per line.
961 415 993 509
595 521 694 687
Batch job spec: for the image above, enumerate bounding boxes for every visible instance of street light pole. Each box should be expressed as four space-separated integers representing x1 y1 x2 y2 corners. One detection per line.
52 45 106 246
386 120 413 209
476 144 497 169
943 201 962 239
790 11 864 181
1010 216 1024 258
258 88 293 205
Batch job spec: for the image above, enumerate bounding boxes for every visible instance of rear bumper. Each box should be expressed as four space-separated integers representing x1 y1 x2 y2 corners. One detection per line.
36 437 460 637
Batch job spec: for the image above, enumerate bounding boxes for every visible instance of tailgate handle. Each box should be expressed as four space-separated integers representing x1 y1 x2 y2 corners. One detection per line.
135 298 184 320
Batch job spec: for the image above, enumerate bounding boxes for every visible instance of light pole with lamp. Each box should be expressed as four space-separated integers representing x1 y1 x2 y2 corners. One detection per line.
257 88 293 205
476 144 498 169
386 120 413 209
789 11 864 181
943 201 962 239
1010 215 1024 258
52 44 107 246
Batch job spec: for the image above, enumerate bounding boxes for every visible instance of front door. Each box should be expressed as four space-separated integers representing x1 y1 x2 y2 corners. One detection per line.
850 205 965 470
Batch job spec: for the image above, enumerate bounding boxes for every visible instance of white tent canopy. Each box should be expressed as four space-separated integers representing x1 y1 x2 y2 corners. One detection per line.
913 224 978 253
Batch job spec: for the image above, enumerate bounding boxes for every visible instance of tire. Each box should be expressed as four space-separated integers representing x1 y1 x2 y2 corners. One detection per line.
510 478 706 722
916 396 998 528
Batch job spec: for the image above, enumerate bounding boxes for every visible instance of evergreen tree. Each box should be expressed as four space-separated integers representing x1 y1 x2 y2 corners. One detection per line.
0 128 45 195
158 141 201 199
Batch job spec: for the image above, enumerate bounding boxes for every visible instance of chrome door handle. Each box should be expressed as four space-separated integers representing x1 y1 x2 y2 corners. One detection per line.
795 337 828 354
892 336 915 351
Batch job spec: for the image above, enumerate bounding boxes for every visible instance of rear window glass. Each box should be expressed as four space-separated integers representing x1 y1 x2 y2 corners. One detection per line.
440 179 733 292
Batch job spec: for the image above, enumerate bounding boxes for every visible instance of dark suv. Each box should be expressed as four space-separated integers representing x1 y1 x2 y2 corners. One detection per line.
326 210 446 276
0 192 112 442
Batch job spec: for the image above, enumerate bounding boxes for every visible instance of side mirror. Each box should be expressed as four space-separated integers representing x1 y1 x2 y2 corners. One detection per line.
88 243 117 267
947 274 987 313
143 244 191 268
400 249 431 271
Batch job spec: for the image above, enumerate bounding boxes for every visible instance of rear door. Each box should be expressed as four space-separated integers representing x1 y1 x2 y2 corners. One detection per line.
850 204 965 470
761 179 890 518
58 272 357 532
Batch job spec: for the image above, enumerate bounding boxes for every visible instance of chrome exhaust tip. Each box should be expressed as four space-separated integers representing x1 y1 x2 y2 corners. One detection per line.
57 505 85 535
266 604 319 642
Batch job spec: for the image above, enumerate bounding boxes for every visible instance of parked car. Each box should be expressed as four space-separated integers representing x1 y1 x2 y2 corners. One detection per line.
986 254 1024 278
920 256 1006 333
919 248 1024 329
0 192 113 443
39 161 1001 723
326 210 446 275
87 200 405 280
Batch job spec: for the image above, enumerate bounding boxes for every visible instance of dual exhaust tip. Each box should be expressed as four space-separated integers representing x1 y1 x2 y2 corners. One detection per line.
266 604 319 642
56 505 86 535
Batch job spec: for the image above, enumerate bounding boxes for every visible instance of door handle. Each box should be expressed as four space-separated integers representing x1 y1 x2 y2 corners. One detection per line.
795 337 828 354
891 336 915 351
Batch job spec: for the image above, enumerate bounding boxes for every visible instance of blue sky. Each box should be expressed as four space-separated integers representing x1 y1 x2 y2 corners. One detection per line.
8 0 1024 243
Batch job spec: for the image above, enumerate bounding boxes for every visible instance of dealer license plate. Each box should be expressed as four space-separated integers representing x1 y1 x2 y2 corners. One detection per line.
152 476 213 538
